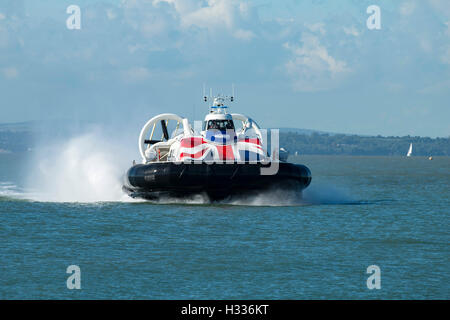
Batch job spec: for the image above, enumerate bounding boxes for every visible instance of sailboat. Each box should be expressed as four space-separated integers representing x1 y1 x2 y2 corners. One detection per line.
406 143 413 157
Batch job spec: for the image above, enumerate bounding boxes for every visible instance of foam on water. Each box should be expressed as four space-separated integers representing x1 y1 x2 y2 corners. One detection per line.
142 183 357 207
0 182 24 199
151 192 211 205
220 183 356 206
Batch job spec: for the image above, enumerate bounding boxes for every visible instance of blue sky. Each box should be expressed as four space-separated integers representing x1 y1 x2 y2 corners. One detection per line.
0 0 449 137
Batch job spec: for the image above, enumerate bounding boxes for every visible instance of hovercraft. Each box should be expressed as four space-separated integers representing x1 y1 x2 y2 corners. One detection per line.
123 93 311 201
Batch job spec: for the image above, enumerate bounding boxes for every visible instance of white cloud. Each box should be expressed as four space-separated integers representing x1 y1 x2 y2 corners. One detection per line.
128 44 142 54
0 0 448 137
2 67 19 79
153 0 198 14
234 28 254 40
305 22 326 35
284 33 350 92
106 8 117 20
238 2 251 18
155 0 255 40
123 67 151 82
160 0 235 30
400 1 416 16
120 0 179 41
343 26 360 37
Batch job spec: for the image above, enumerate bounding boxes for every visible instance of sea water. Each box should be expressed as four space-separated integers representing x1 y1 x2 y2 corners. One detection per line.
0 152 448 299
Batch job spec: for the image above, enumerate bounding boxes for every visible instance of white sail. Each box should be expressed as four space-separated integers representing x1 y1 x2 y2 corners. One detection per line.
407 143 413 157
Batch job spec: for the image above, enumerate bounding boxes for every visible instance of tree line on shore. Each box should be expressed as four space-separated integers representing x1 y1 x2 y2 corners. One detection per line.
280 132 450 156
1 128 449 156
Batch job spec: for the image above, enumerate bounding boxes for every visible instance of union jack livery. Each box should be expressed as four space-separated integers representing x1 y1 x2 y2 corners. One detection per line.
176 135 263 162
123 90 311 201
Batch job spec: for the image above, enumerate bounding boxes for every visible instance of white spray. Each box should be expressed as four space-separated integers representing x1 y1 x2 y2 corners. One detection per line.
26 131 137 203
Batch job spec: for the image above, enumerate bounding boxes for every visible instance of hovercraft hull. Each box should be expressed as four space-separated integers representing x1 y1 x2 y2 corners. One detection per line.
123 162 311 201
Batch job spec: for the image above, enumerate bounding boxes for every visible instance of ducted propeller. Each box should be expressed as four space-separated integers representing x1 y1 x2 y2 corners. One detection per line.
161 120 169 140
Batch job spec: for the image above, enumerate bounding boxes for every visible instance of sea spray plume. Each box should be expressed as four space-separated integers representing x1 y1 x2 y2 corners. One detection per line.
26 130 137 202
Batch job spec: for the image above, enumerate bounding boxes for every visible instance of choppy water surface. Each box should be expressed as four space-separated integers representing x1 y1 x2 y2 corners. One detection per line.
0 154 448 299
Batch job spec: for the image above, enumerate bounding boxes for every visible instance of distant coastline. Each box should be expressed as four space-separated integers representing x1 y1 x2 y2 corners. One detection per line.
280 131 450 156
1 121 449 156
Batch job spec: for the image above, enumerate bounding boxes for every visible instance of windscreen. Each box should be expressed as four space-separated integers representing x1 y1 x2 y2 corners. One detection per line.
207 120 235 131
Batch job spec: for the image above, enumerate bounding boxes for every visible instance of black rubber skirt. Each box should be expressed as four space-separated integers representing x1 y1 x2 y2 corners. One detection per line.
123 162 312 201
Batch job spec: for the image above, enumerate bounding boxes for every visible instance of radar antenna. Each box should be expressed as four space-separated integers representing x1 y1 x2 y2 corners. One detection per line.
201 84 236 105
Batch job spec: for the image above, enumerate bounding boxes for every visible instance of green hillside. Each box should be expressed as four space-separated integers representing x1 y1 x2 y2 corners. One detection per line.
280 132 450 156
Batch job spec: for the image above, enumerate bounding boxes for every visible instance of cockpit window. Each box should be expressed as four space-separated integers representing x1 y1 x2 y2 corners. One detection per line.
207 120 235 131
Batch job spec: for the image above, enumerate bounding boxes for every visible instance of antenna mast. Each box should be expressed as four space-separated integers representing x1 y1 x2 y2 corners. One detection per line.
231 83 235 102
203 83 207 102
201 84 236 109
